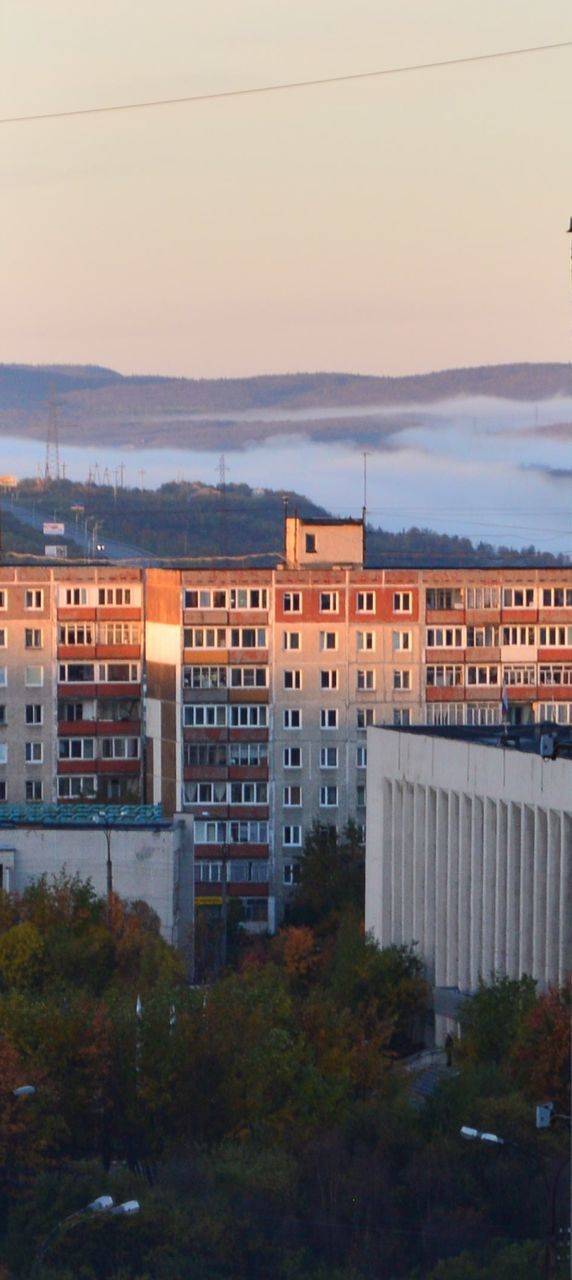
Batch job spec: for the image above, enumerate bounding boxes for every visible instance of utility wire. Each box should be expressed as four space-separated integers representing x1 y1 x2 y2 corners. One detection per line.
1 40 571 126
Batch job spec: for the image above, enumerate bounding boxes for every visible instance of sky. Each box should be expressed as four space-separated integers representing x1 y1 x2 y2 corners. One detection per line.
1 1 571 379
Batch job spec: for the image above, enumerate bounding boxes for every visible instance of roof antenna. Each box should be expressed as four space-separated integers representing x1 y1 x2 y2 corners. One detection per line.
362 451 369 564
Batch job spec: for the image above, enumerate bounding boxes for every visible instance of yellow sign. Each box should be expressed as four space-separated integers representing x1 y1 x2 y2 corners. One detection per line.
0 475 17 488
195 896 223 906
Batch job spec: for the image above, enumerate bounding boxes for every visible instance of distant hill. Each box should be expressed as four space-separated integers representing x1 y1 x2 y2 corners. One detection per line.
3 478 568 568
1 362 570 451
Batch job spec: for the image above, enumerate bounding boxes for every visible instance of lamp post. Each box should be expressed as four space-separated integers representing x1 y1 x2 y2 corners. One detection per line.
96 808 129 922
33 1195 139 1274
460 1125 570 1279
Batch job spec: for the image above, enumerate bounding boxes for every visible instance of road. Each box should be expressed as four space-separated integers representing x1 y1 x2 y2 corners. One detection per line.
0 497 158 563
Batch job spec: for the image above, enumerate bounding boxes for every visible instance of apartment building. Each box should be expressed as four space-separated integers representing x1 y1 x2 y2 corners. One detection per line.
1 516 571 930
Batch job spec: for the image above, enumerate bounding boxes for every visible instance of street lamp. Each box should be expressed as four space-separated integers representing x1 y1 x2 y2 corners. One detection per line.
33 1195 139 1272
12 1085 36 1099
95 808 129 921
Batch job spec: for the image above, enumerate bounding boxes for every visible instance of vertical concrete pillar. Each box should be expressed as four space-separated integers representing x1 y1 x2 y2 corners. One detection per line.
380 777 394 945
506 802 521 977
412 784 426 954
519 806 535 976
532 808 548 985
494 802 508 975
545 811 561 988
424 787 437 984
392 781 403 943
469 796 484 988
444 789 458 987
401 782 415 943
482 798 497 981
458 793 472 991
559 813 572 985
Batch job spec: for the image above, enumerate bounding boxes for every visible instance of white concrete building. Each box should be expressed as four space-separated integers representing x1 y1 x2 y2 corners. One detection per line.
365 725 572 994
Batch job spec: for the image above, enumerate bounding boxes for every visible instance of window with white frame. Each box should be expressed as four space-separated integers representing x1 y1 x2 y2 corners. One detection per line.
320 669 339 689
426 627 463 648
320 631 338 651
230 627 267 648
25 705 43 725
64 587 88 606
357 707 374 729
542 587 572 608
466 704 499 726
393 669 411 690
283 746 302 767
356 591 375 612
320 746 338 768
229 705 268 728
229 587 268 610
58 663 93 683
467 625 500 647
184 665 227 689
0 667 6 688
538 702 572 724
184 627 227 649
283 591 302 613
101 737 140 759
320 785 338 807
0 590 6 610
283 825 302 845
426 588 463 610
283 785 302 806
228 742 268 767
467 665 499 686
0 744 7 765
229 820 268 843
356 631 375 651
0 629 5 649
59 623 95 646
98 663 139 683
194 860 223 882
284 863 301 886
503 586 535 608
230 666 268 688
283 631 301 651
25 742 43 764
228 861 268 884
539 665 572 686
194 820 227 844
356 745 367 768
184 588 227 609
59 737 95 760
465 586 499 609
183 704 227 728
25 629 43 649
356 784 366 807
0 780 6 800
426 704 465 726
320 592 338 613
26 780 43 802
283 708 302 729
357 669 375 690
57 776 96 799
25 589 43 610
392 630 411 651
230 781 268 804
320 707 338 729
98 587 132 606
99 622 140 646
393 708 411 726
504 665 535 685
539 626 572 647
25 666 44 687
0 705 5 726
284 669 302 689
185 780 227 804
393 591 412 612
426 665 462 687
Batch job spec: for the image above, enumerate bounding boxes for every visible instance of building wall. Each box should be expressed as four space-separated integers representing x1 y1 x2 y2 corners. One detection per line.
0 816 193 945
365 727 572 991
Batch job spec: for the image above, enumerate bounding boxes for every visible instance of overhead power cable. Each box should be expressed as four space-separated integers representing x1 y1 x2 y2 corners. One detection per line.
1 40 571 126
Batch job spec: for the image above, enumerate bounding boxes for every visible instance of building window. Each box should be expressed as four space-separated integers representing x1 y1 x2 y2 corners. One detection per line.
0 705 5 726
0 781 6 800
356 631 375 651
538 702 572 724
392 631 411 652
0 630 6 649
357 669 375 690
305 533 316 554
184 665 227 689
25 742 43 764
98 587 132 606
183 704 227 727
25 589 43 610
284 863 301 886
467 666 499 686
504 665 536 685
0 668 6 688
283 631 301 651
229 781 268 804
320 746 338 768
0 744 7 764
26 780 43 802
393 708 411 726
59 738 95 760
283 591 302 612
184 588 227 609
284 708 302 729
356 784 366 807
393 669 411 690
0 590 6 610
426 588 463 610
101 737 140 759
58 776 97 798
99 622 140 646
357 708 374 729
284 669 302 689
393 591 411 612
539 665 572 686
230 627 267 649
542 587 572 608
229 666 268 688
467 625 500 647
320 669 339 689
426 704 466 726
357 591 375 612
184 627 227 649
229 588 268 610
229 705 268 728
25 666 44 688
98 663 139 683
64 587 88 606
503 587 535 608
320 785 338 807
426 627 464 648
25 628 43 649
283 785 302 806
25 705 43 725
466 586 500 609
538 626 572 647
320 592 338 613
283 747 302 768
59 623 95 646
320 708 338 729
320 631 338 651
356 745 367 768
426 665 463 687
283 825 302 846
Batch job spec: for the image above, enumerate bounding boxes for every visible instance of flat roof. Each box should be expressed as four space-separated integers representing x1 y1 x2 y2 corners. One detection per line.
377 721 572 758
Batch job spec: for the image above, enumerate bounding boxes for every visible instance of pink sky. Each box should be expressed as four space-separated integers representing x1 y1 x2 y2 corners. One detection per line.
1 0 571 378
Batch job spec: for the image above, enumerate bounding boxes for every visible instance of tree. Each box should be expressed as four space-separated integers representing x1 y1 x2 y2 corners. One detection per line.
457 976 537 1070
286 822 365 932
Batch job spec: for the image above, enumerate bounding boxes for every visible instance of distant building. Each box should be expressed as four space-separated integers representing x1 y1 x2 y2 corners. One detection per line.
365 724 572 1002
1 517 572 931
